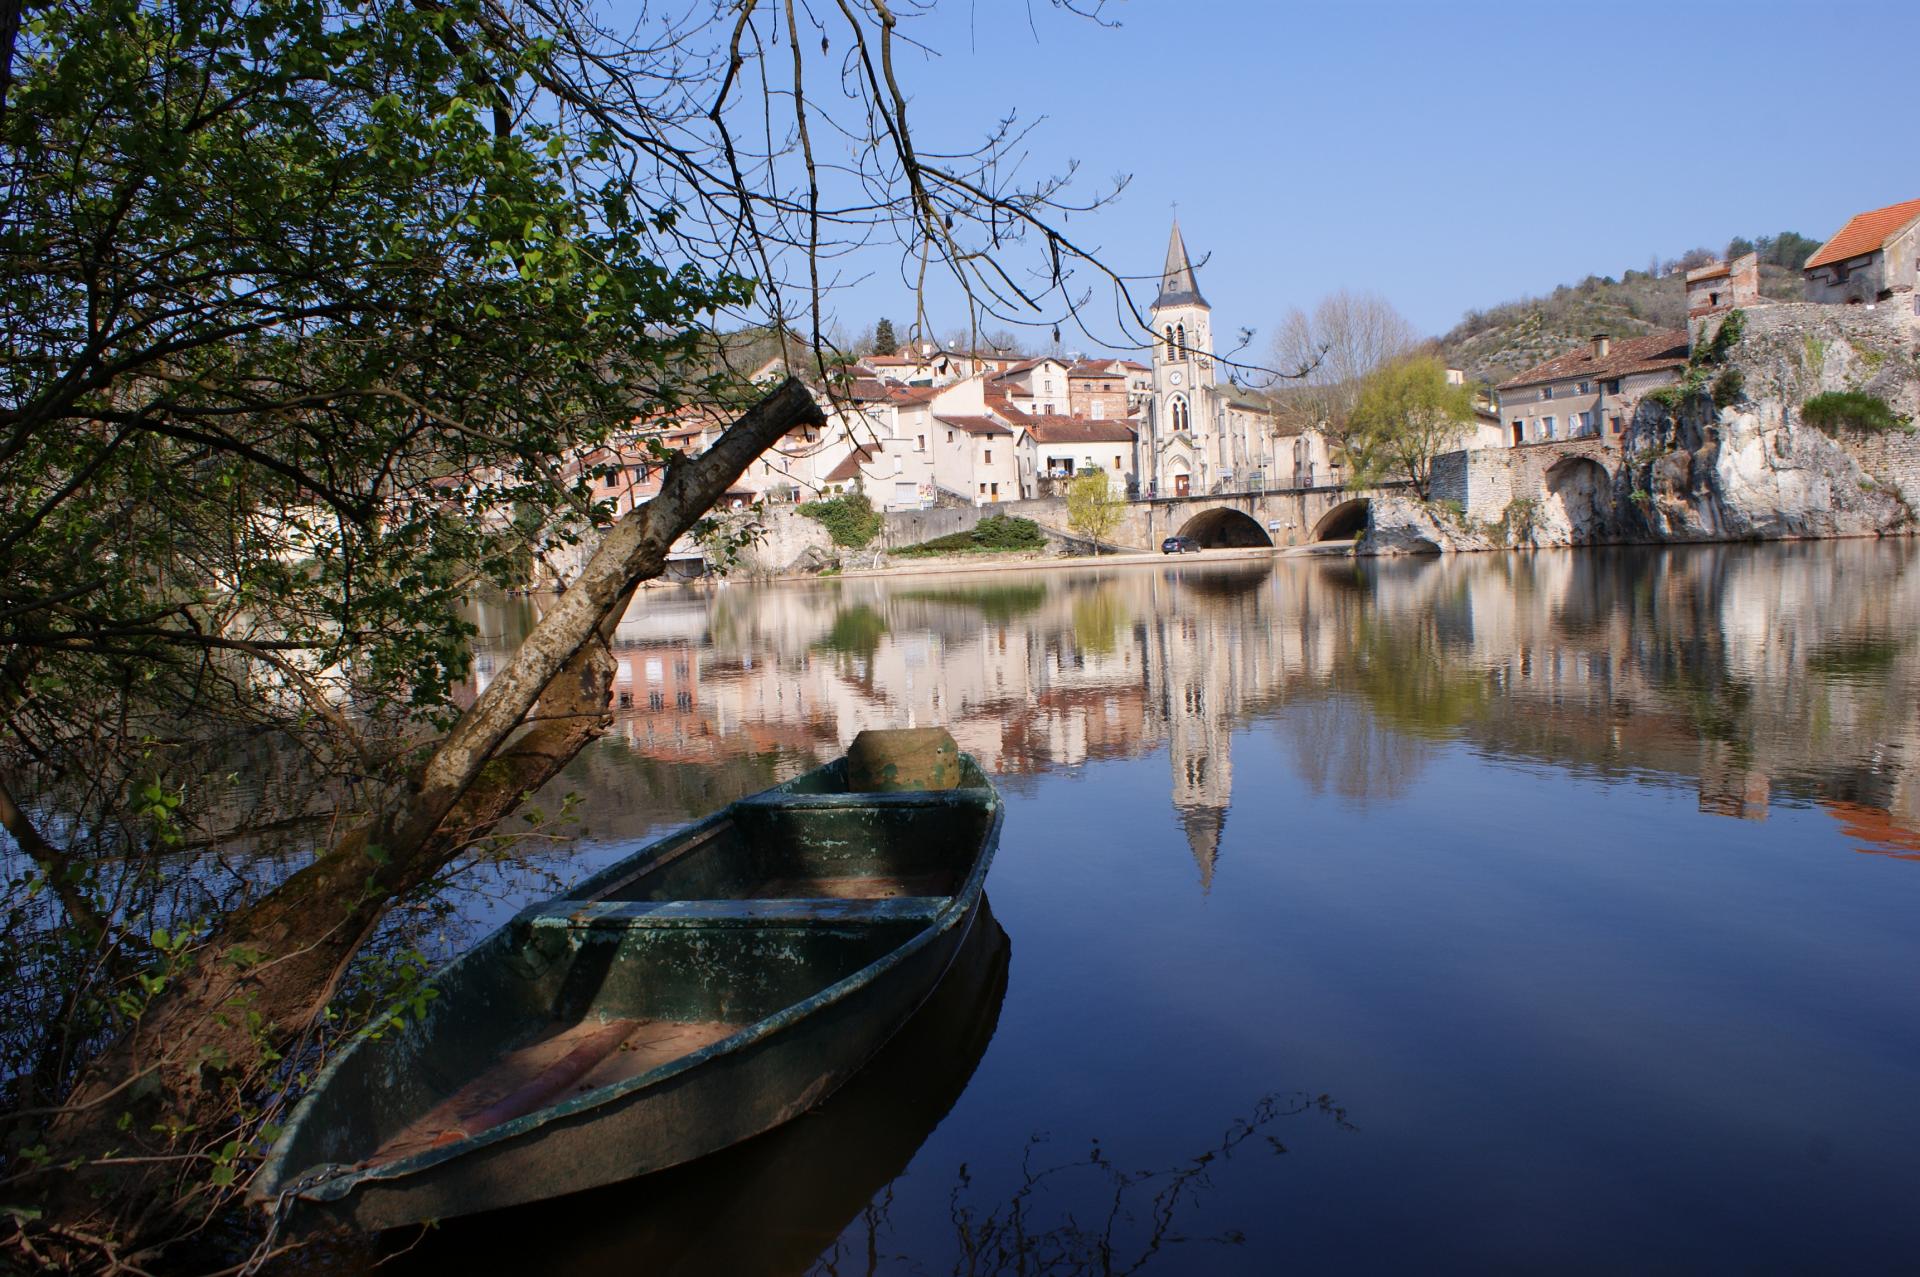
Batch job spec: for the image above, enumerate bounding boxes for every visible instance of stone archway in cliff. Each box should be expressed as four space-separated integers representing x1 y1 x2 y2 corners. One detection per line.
1311 498 1370 542
1541 457 1615 543
1177 506 1273 549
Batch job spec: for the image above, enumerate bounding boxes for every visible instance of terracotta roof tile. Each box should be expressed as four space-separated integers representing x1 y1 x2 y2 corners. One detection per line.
825 445 877 482
1805 197 1920 270
1023 417 1137 444
1496 330 1690 391
934 414 1012 436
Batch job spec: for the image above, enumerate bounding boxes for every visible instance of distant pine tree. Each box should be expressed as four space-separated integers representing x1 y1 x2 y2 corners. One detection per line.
873 317 897 355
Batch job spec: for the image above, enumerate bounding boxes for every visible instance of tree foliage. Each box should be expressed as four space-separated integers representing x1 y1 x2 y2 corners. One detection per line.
1064 469 1124 552
873 318 899 356
1344 356 1478 499
0 0 1125 1259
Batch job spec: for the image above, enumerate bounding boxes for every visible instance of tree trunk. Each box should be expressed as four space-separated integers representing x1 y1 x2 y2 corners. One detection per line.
37 379 823 1240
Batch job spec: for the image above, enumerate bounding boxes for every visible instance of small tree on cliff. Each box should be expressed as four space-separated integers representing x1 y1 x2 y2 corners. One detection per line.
1345 356 1478 499
1066 469 1125 554
0 0 1129 1262
874 317 899 356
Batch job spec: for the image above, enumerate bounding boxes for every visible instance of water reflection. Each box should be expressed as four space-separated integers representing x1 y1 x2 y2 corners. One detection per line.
475 541 1920 872
374 899 1014 1275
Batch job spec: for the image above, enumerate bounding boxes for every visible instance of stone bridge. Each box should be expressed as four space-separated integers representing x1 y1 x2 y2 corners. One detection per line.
881 483 1405 553
1429 436 1622 540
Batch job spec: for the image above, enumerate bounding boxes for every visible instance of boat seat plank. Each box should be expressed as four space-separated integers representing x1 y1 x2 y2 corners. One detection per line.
525 896 950 930
371 1017 740 1166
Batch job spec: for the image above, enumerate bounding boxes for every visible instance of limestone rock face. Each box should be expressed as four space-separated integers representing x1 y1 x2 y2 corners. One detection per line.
1362 495 1504 555
1618 304 1918 544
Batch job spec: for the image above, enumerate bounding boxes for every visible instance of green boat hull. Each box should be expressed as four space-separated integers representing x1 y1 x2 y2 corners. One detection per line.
256 756 1002 1231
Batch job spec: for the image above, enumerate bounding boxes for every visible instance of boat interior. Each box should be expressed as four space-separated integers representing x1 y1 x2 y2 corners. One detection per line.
293 788 998 1175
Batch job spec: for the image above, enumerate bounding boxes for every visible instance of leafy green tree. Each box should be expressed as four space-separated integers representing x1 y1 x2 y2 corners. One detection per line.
0 0 1120 1255
1065 469 1125 553
874 317 899 355
1345 356 1478 499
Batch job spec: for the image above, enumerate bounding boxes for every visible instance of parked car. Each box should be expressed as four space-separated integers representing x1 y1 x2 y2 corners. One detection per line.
1161 535 1200 555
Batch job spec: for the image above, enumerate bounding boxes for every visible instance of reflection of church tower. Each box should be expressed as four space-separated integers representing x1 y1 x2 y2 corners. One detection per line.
1147 597 1236 890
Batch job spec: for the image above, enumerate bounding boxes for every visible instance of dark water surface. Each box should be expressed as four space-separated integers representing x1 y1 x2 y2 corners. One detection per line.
386 542 1920 1273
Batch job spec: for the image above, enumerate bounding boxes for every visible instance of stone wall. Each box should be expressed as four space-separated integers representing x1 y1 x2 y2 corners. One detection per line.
1429 447 1518 524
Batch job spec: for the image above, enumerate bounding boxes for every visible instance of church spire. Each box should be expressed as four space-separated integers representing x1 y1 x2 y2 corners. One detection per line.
1153 219 1207 310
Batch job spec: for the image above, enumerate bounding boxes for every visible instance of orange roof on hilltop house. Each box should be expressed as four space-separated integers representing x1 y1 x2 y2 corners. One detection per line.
1805 197 1920 270
1496 330 1690 392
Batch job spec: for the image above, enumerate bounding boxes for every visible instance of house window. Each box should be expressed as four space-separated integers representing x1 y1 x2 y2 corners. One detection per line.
946 430 954 443
1611 415 1624 434
1541 386 1555 401
1092 402 1106 419
1575 381 1591 395
1512 420 1524 445
1709 291 1720 307
984 448 992 463
1605 379 1621 395
1541 415 1556 438
990 482 1000 499
917 435 925 451
1113 455 1122 469
979 482 986 495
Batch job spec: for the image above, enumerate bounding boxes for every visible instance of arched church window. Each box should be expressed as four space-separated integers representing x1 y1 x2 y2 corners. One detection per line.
1164 326 1175 361
1171 395 1189 434
1176 323 1187 358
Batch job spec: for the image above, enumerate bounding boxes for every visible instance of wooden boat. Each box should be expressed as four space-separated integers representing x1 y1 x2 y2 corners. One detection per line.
254 742 1002 1232
380 898 1012 1273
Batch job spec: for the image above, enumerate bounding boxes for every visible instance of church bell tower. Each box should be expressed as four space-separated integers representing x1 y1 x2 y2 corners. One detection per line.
1149 220 1213 494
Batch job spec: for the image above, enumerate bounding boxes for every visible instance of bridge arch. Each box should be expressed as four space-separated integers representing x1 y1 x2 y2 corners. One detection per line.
1176 506 1273 548
1541 456 1614 542
1311 497 1369 542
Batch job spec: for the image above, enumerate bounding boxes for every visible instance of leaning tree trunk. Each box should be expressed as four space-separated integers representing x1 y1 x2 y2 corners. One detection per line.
36 379 823 1243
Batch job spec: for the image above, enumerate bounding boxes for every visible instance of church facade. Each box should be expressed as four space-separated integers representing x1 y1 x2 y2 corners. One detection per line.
1139 222 1278 497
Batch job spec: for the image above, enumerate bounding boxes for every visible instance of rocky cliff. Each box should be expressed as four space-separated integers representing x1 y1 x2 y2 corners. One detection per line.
1616 304 1919 543
1374 302 1920 554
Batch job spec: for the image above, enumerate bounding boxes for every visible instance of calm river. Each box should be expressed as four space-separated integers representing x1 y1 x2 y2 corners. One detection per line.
385 541 1920 1273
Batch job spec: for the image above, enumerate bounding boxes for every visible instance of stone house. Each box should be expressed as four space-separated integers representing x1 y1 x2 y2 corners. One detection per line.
932 413 1019 503
1687 252 1761 318
1495 331 1690 449
1020 417 1138 497
1066 358 1150 420
1803 197 1920 305
989 357 1072 417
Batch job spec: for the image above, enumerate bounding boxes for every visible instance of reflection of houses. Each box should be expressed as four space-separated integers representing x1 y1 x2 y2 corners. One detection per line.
479 539 1920 889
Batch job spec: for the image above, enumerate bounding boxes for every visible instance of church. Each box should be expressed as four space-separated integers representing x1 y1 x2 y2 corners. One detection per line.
1138 221 1279 497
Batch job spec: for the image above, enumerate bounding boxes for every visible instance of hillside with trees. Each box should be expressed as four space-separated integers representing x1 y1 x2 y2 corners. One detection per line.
1440 233 1822 386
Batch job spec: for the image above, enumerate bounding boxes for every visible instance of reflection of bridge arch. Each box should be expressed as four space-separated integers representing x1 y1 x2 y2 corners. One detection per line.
1311 497 1369 542
1176 507 1273 549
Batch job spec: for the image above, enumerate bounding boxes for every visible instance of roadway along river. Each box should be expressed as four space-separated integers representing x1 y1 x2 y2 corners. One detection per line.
377 539 1920 1273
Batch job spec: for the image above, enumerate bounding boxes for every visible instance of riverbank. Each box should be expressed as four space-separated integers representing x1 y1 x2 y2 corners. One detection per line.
757 540 1355 584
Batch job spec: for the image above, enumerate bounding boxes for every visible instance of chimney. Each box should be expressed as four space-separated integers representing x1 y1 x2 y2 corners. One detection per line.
1591 333 1611 359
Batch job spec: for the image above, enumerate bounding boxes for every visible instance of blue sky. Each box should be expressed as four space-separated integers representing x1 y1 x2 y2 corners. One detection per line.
780 0 1918 353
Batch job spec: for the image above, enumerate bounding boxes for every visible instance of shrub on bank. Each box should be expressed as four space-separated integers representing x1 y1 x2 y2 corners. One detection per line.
1801 391 1912 435
895 513 1047 557
799 492 882 547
